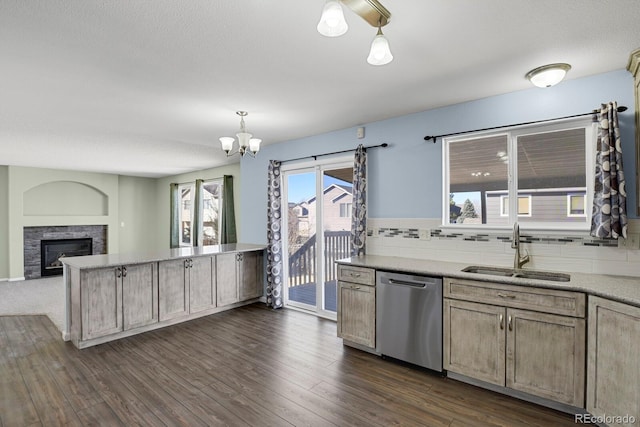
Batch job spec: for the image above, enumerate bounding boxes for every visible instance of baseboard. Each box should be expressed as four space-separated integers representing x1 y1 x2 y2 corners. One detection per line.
61 330 70 341
0 278 8 282
8 277 25 282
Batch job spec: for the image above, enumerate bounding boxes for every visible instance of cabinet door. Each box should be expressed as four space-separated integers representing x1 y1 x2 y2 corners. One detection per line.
506 308 585 407
587 296 640 425
122 263 158 330
337 281 375 348
158 259 189 321
444 299 505 386
189 256 215 313
216 253 238 307
239 251 263 301
81 267 122 340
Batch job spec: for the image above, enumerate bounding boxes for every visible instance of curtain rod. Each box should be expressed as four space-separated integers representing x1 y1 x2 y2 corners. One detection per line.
423 106 628 143
278 143 389 163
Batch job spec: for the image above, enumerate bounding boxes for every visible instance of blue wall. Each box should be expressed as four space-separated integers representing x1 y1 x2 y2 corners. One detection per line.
240 69 636 244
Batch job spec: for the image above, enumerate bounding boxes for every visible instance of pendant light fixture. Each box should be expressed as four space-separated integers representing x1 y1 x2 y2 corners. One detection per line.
526 63 571 88
219 111 261 158
367 22 393 65
317 0 349 37
317 0 393 65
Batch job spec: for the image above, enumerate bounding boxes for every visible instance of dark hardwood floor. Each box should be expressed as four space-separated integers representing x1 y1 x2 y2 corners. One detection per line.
0 304 576 426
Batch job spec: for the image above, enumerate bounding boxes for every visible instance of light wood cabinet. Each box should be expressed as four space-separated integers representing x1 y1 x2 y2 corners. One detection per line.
216 253 238 307
122 263 158 330
239 251 263 301
217 250 264 307
158 259 190 321
189 256 216 313
79 262 157 341
337 265 376 349
587 296 640 426
444 277 585 407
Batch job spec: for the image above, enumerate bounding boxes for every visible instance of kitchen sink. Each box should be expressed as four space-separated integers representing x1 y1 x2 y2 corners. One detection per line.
462 266 571 282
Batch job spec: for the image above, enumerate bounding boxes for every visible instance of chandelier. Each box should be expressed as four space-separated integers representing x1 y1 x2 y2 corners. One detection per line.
219 111 261 157
317 0 393 66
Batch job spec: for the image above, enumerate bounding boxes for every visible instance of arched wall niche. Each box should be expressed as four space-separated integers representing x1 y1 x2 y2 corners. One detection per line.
23 181 108 216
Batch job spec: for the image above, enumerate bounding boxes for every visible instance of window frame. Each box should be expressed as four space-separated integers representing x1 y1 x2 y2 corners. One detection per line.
177 182 195 247
201 179 224 246
442 117 596 232
499 194 532 218
567 193 587 218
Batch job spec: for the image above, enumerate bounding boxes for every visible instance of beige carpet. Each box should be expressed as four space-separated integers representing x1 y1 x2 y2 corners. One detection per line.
0 276 64 332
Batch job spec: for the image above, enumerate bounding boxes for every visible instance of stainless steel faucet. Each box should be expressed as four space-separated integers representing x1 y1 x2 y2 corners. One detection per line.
511 222 530 270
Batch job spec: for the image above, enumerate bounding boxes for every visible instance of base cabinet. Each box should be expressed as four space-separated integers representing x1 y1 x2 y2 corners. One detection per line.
444 278 585 407
158 259 190 321
217 251 264 307
337 265 376 349
587 296 640 426
79 262 157 341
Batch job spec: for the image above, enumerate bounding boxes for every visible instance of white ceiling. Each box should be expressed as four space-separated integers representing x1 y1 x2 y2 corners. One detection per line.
2 1 640 178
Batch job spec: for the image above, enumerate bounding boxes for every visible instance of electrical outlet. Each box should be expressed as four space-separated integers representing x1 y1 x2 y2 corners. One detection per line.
618 233 640 250
419 229 431 240
369 227 379 238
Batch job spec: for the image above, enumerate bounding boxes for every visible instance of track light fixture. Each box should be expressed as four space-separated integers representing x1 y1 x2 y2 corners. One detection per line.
317 0 393 65
219 111 261 158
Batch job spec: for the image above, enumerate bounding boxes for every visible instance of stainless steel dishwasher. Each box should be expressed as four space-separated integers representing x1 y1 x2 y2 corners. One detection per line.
376 271 443 372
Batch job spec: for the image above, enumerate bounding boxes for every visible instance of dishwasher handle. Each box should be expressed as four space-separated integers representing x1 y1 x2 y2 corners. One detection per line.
387 278 428 288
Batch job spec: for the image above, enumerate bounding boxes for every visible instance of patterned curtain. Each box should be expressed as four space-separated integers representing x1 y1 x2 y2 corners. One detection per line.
221 175 237 244
591 101 628 239
266 160 283 309
169 183 179 248
351 144 367 257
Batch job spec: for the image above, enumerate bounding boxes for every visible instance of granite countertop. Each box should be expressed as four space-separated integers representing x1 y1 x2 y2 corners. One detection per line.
61 243 266 269
337 255 640 308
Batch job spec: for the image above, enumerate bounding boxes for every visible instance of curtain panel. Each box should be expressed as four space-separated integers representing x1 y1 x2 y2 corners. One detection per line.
591 101 628 239
169 183 179 248
221 175 237 244
266 160 284 309
351 144 367 257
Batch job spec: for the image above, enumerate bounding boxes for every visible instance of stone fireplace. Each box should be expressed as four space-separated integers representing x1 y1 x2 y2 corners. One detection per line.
24 225 107 279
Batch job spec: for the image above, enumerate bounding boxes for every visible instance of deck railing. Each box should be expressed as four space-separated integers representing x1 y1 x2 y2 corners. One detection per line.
288 230 351 287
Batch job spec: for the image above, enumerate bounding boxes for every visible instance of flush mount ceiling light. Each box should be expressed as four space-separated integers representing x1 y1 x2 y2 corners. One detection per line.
526 63 571 88
317 0 393 65
219 111 261 158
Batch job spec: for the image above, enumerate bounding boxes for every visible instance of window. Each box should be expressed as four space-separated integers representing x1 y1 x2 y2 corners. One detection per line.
202 180 223 245
567 193 587 217
444 118 595 230
500 195 531 217
178 183 195 246
339 202 352 218
177 179 223 247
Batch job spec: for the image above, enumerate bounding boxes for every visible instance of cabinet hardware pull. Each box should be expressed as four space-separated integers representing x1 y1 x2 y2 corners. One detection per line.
122 266 127 278
116 267 122 278
185 260 189 269
189 259 193 268
499 314 504 330
508 315 513 331
350 272 361 277
497 293 516 299
352 285 361 290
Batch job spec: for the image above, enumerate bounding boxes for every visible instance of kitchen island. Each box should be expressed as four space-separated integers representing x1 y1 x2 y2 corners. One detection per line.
62 243 265 348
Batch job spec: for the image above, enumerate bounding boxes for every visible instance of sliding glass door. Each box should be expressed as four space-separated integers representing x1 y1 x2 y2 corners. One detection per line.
283 159 353 319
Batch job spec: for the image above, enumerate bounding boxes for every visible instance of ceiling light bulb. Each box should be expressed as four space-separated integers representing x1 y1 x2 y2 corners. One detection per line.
249 138 261 154
526 63 571 88
367 27 393 66
219 137 234 153
317 0 348 37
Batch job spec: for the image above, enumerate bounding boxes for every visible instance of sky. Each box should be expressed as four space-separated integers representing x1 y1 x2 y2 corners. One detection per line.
287 172 352 203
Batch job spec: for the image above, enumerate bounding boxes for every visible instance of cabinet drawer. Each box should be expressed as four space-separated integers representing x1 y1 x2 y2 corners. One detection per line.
337 265 375 286
444 277 585 318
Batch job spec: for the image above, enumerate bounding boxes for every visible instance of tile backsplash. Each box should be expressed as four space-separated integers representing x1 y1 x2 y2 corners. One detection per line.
366 218 640 277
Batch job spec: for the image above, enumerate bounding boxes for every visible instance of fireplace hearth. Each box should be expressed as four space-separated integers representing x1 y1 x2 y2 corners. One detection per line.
41 238 93 277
